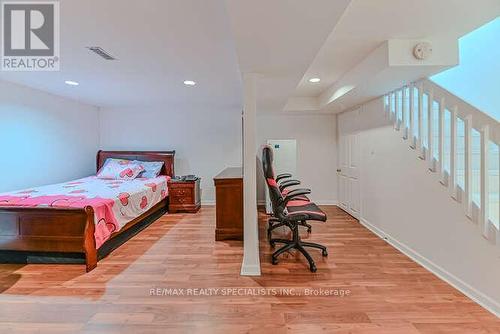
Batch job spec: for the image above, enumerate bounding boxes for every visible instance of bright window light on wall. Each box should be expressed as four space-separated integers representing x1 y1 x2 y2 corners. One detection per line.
308 78 321 83
430 17 499 121
65 80 79 86
183 80 196 86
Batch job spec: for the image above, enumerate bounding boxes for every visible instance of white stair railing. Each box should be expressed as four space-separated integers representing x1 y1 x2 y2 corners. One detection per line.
384 79 500 246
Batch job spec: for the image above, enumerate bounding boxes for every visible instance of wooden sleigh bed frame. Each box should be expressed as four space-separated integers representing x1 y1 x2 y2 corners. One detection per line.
0 150 175 272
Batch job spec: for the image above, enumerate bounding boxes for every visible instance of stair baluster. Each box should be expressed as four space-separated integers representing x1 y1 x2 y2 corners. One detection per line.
428 88 435 171
438 97 445 178
384 79 499 246
402 86 408 139
480 125 490 237
395 90 401 131
418 83 425 159
464 114 473 218
409 84 416 149
450 106 458 199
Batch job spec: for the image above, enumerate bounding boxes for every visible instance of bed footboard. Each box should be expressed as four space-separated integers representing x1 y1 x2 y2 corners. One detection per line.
0 206 97 272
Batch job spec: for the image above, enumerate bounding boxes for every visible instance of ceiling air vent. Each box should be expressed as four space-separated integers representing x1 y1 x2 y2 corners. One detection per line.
86 47 116 60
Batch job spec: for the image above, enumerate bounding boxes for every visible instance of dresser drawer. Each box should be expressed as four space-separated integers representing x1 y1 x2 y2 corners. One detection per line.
170 194 193 204
170 187 192 198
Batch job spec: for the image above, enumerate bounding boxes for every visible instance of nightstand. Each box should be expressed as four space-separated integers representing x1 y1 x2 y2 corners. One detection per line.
167 178 201 213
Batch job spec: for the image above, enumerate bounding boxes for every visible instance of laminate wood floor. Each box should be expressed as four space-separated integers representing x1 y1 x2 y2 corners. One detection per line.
0 206 498 333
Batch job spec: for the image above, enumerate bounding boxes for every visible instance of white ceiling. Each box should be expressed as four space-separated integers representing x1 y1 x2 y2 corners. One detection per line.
294 0 500 99
224 0 351 113
0 0 498 114
0 0 243 109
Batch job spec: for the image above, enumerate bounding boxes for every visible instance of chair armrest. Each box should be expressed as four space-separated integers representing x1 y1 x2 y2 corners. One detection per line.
283 189 311 206
279 179 301 191
276 173 292 182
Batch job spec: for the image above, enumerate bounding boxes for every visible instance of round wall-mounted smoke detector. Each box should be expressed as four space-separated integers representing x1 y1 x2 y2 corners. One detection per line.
413 42 433 60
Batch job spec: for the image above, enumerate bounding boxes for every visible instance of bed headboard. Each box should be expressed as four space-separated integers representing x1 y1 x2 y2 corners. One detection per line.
96 150 175 177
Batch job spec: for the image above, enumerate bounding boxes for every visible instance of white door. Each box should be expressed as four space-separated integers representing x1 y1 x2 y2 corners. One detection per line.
265 139 297 213
337 108 361 219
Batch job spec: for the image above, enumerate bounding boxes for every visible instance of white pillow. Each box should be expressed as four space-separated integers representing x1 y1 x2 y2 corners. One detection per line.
97 158 144 180
135 160 164 178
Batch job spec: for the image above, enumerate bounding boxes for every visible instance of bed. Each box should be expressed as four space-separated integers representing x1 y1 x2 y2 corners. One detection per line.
0 150 175 272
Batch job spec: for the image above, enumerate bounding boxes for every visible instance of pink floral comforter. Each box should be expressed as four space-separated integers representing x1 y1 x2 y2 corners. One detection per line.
0 176 169 248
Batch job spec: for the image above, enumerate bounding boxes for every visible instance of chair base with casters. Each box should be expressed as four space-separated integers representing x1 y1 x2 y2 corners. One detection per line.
270 221 328 272
267 217 311 240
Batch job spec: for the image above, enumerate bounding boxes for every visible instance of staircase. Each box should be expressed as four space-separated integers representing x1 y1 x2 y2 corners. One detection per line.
384 79 499 246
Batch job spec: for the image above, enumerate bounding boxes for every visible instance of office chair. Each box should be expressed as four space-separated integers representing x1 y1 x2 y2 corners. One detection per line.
265 152 312 236
262 145 328 272
262 147 321 234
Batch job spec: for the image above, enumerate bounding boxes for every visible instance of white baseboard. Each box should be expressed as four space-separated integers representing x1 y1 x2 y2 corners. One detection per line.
201 200 215 206
359 218 387 239
359 218 500 317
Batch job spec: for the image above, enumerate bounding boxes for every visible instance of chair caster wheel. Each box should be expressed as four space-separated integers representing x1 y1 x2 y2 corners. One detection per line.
307 227 312 233
271 257 278 265
322 250 328 257
310 264 317 272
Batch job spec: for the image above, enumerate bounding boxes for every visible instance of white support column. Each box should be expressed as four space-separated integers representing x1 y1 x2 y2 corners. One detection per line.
464 115 473 218
241 73 261 276
428 89 434 171
438 97 445 182
480 125 490 237
402 87 408 139
418 83 425 159
409 84 415 149
450 106 457 199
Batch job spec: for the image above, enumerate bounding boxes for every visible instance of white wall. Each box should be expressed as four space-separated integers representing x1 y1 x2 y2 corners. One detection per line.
99 105 242 203
0 80 100 193
349 97 500 315
256 113 337 205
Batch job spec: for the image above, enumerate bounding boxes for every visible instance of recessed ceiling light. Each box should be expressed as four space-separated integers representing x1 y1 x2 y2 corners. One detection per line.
183 80 196 86
65 80 79 86
309 78 321 83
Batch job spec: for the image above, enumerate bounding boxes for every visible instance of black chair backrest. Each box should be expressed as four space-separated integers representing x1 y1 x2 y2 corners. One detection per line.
262 146 285 217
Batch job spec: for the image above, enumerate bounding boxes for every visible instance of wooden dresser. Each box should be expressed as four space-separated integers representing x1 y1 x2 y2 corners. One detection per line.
214 167 243 240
